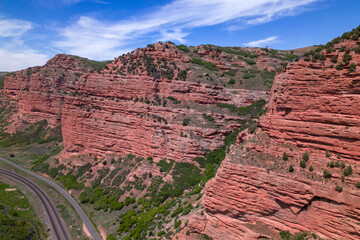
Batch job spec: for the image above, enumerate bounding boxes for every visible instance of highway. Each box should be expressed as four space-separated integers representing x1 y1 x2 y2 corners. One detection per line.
0 169 71 240
0 157 102 240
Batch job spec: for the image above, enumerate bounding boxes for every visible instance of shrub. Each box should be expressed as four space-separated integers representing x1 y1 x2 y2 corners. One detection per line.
300 160 306 168
302 152 309 162
280 230 292 240
227 78 235 85
174 220 181 228
336 63 344 70
202 113 215 122
245 59 256 65
282 152 288 161
225 69 237 77
330 55 338 63
194 157 206 168
329 161 335 168
9 153 14 158
177 45 190 53
167 96 181 104
156 159 173 173
309 165 314 172
335 185 343 192
125 197 135 206
106 234 116 240
289 165 294 173
191 58 219 71
182 118 190 126
349 62 356 72
335 161 340 168
355 182 360 188
323 169 332 178
325 150 330 157
172 162 202 190
343 53 352 65
177 70 187 81
343 165 353 176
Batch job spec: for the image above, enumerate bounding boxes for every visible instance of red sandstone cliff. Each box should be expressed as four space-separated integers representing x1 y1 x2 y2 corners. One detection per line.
190 36 360 239
3 43 277 162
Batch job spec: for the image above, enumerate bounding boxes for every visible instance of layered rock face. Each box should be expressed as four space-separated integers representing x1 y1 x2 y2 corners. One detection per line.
4 43 272 161
261 43 360 160
192 39 360 239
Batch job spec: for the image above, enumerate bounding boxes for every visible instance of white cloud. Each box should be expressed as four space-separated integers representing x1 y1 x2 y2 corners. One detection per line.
0 48 48 72
244 36 279 47
0 17 49 71
0 19 33 37
55 0 320 60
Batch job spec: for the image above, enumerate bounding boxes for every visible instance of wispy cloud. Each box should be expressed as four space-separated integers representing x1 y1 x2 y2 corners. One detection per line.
0 18 48 71
54 0 320 60
0 19 33 37
0 48 48 72
244 36 278 47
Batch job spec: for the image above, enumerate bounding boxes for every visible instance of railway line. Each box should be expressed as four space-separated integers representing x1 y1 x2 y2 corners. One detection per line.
0 169 72 240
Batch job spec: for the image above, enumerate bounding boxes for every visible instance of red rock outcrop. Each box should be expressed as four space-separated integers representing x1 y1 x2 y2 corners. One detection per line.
3 43 270 161
190 38 360 239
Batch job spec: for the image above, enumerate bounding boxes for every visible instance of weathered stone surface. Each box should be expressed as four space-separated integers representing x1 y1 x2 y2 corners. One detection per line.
192 39 360 240
3 45 268 161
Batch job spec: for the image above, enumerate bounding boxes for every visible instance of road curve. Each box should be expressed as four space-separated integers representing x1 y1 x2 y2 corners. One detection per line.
0 157 101 240
0 169 71 240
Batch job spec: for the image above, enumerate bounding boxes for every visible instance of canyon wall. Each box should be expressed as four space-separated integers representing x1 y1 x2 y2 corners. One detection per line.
191 39 360 239
3 43 271 161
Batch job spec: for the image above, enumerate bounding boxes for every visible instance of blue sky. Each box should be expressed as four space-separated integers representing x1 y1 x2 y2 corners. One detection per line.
1 0 360 71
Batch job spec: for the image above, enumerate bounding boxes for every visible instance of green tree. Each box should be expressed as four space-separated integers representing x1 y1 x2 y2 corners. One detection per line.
302 152 309 162
343 165 353 176
300 160 306 168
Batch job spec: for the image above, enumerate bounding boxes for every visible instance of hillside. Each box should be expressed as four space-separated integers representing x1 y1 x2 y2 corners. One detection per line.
189 26 360 240
0 42 297 239
0 24 359 240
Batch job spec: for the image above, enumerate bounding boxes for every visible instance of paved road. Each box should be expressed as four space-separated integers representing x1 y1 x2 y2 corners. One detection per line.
0 157 101 240
0 169 72 240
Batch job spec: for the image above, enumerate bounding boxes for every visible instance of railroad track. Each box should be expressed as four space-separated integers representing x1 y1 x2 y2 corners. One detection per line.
0 157 101 240
0 169 72 240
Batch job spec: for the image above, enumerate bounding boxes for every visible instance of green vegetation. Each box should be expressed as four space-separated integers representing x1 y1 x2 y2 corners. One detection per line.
343 165 353 176
279 231 313 240
335 185 343 193
227 78 235 85
0 182 45 239
156 159 174 173
217 99 266 118
191 58 219 71
0 73 11 89
282 152 288 161
302 152 309 162
176 45 190 53
202 113 215 122
167 96 181 104
75 56 111 72
300 160 306 168
323 169 332 178
224 69 237 77
58 175 84 190
0 120 61 147
309 166 314 172
289 165 294 172
182 118 190 126
349 62 356 72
